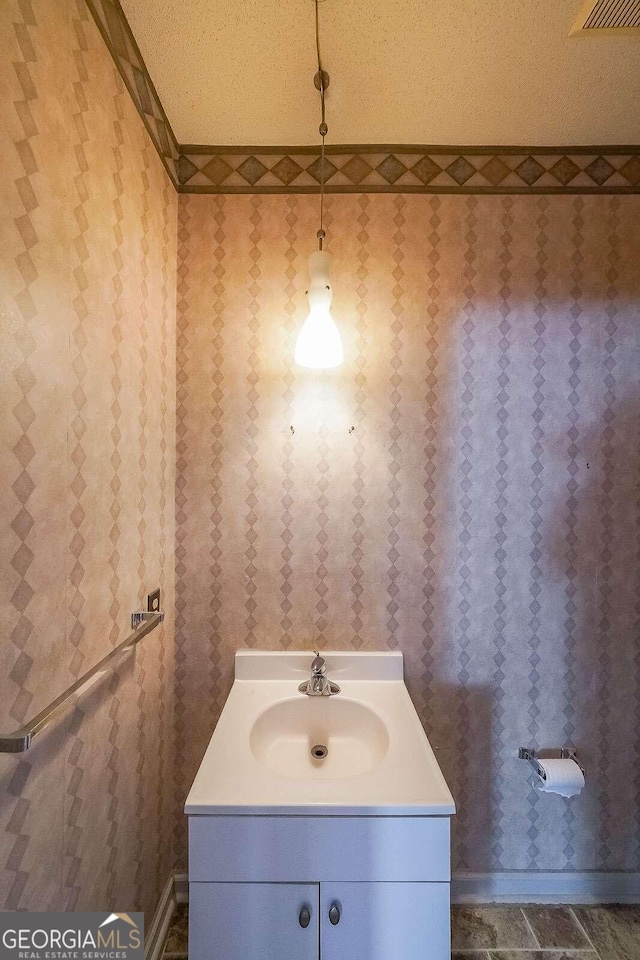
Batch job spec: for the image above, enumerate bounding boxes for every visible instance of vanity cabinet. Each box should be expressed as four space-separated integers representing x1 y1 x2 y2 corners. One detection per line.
188 815 451 960
320 882 449 960
189 882 319 960
189 880 449 960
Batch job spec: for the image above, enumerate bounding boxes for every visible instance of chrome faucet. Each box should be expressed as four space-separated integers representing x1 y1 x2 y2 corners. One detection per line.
298 651 340 697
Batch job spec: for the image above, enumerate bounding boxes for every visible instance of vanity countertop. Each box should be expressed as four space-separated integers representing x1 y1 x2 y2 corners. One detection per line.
185 650 455 817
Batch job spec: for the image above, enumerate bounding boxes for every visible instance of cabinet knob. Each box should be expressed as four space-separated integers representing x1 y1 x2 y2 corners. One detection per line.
299 906 311 929
329 903 341 926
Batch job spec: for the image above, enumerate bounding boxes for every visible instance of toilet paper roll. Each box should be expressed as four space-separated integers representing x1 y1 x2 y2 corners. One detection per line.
534 758 584 798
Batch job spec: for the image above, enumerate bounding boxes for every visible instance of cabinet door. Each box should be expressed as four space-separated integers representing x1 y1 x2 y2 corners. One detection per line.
320 882 450 960
189 881 319 960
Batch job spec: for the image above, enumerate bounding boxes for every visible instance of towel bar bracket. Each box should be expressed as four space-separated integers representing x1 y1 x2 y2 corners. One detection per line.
131 610 164 629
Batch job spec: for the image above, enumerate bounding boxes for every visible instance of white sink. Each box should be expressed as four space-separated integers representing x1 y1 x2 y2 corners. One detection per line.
250 696 389 780
185 651 455 816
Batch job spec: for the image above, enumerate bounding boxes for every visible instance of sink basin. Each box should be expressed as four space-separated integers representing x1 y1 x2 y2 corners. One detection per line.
250 696 389 780
185 650 456 816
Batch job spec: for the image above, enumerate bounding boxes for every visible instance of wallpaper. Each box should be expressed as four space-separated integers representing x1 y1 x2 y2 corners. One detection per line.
175 192 640 871
0 0 177 916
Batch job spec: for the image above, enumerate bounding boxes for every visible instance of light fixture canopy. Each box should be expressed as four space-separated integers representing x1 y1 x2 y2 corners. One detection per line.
294 0 344 370
295 250 343 369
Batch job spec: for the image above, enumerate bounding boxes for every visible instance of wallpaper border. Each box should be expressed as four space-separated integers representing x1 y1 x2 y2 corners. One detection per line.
177 146 640 194
85 1 640 195
84 0 180 184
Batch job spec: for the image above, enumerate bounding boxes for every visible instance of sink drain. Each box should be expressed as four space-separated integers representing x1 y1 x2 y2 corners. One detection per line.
311 744 328 760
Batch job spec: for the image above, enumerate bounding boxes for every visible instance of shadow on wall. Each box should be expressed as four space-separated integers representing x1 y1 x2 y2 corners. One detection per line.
548 394 640 872
428 398 639 874
442 684 494 871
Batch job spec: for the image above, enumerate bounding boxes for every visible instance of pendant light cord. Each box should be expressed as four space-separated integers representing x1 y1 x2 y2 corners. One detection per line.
314 0 328 249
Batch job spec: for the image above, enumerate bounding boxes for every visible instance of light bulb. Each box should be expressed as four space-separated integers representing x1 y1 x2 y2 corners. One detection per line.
294 250 344 369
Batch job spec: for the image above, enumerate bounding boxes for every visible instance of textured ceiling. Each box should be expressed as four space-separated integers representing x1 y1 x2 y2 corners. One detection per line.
120 0 640 146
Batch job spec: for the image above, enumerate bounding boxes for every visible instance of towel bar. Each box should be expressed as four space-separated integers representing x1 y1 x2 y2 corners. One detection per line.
0 601 164 754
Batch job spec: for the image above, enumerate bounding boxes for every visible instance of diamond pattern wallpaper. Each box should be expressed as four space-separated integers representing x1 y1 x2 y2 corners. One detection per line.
2 0 640 922
175 192 640 871
0 0 176 914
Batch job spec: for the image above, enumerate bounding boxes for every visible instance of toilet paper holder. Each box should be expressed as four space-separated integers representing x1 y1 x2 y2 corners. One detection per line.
519 747 586 780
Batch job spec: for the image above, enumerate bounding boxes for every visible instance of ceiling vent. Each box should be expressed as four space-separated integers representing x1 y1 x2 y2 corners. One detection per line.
571 0 640 34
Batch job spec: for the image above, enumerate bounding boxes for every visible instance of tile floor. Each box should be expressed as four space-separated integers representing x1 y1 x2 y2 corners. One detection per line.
162 903 640 960
451 905 640 960
163 904 188 958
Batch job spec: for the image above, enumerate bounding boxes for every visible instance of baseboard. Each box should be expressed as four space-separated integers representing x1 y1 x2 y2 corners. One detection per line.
175 871 189 905
452 871 640 903
173 868 640 905
145 873 177 960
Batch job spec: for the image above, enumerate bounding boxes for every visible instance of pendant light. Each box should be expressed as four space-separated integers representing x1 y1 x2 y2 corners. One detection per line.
294 0 344 369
